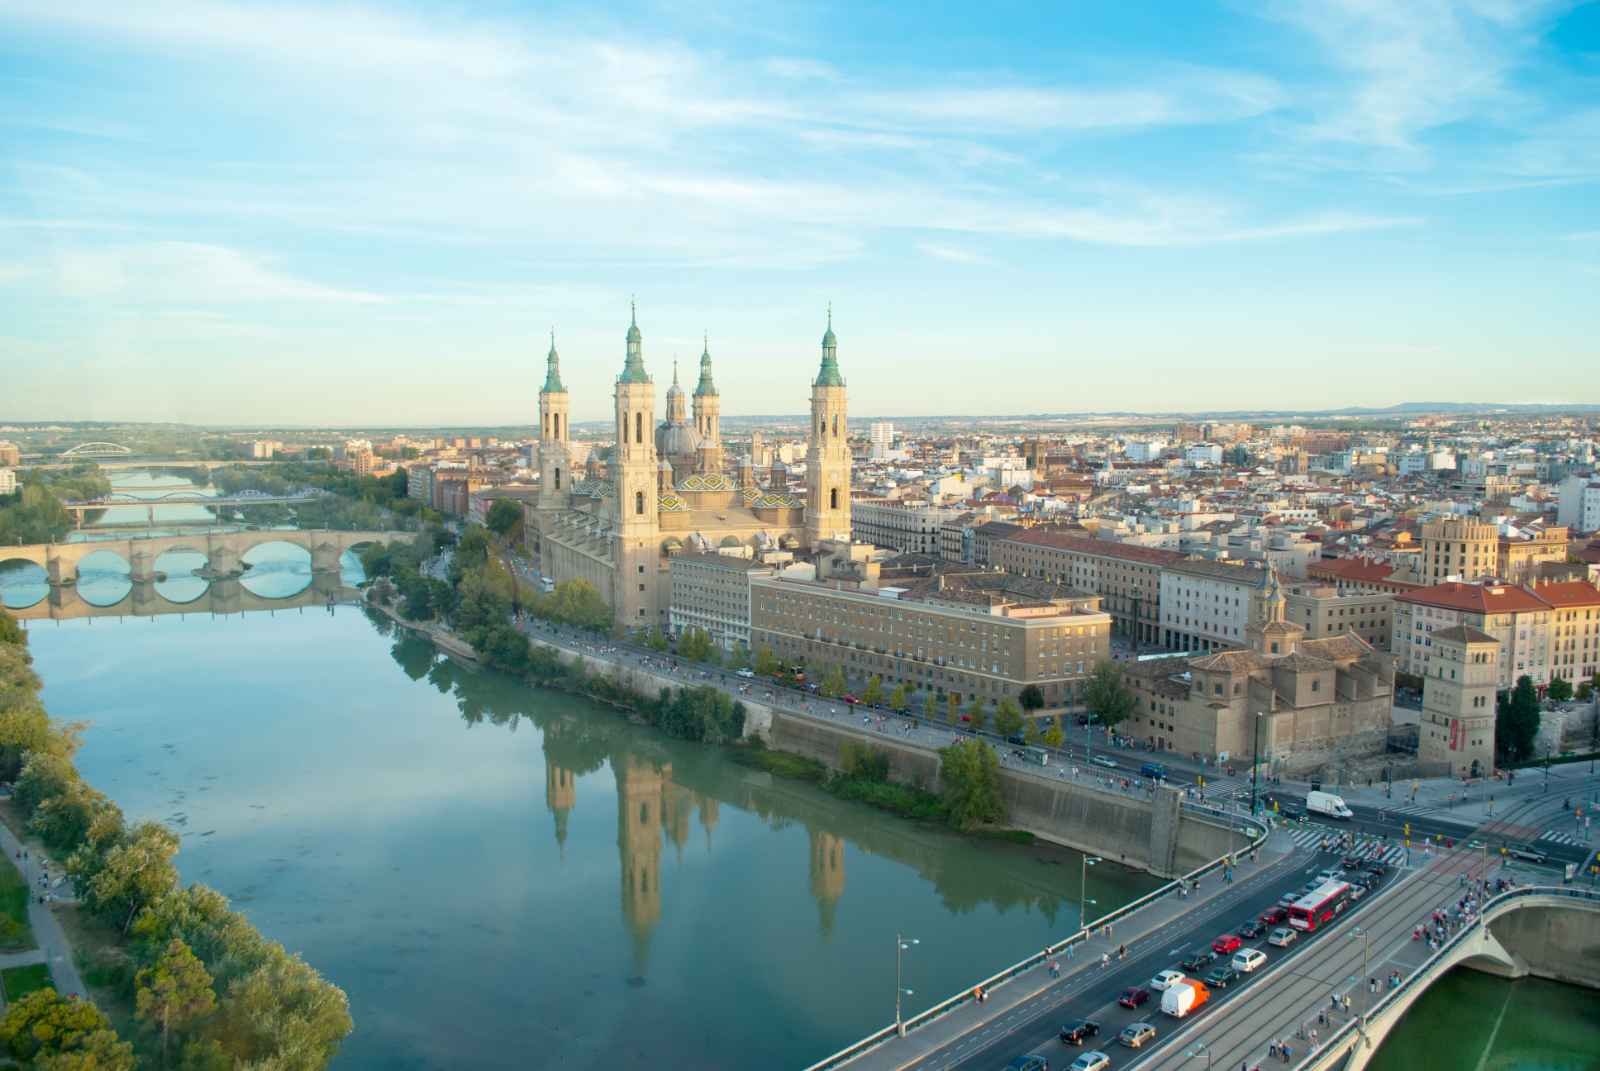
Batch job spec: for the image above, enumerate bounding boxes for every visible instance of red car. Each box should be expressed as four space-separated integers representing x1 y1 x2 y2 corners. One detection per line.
1211 933 1242 955
843 695 859 705
1118 986 1150 1009
1259 906 1288 926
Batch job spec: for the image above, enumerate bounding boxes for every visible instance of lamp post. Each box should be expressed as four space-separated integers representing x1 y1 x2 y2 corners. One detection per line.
1183 1039 1213 1069
1251 710 1264 815
1085 711 1097 767
895 933 919 1037
1351 927 1372 1033
1081 855 1101 930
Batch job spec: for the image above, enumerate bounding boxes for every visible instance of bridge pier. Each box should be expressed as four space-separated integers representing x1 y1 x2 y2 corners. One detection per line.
205 534 242 578
45 550 72 587
128 546 157 584
310 542 342 575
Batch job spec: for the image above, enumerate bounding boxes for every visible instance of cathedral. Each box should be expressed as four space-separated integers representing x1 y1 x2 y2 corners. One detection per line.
531 305 852 628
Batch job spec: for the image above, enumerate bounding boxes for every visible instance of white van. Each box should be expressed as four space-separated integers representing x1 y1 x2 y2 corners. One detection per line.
1306 790 1353 820
1232 948 1267 973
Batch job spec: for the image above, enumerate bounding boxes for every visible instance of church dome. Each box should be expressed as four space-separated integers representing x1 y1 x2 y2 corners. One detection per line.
656 419 704 459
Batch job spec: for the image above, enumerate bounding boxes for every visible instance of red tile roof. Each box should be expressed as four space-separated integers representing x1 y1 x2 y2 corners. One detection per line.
1532 581 1600 609
1000 529 1184 565
1394 582 1550 614
1308 557 1400 583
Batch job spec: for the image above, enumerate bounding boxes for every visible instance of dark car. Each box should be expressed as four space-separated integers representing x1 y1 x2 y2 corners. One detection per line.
1364 860 1389 877
1179 949 1216 973
1006 1058 1049 1071
1007 732 1028 746
1237 919 1265 940
1118 986 1150 1009
1341 855 1365 870
1059 1020 1100 1046
1203 963 1239 989
1259 905 1288 926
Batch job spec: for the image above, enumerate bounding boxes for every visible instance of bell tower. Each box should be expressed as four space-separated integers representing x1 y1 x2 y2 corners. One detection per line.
613 301 660 629
806 306 851 547
692 334 723 475
537 329 569 573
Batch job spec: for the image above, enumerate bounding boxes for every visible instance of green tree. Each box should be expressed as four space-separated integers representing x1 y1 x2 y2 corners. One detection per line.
1018 684 1045 713
677 628 715 663
1082 660 1135 730
0 608 25 648
1548 676 1574 703
1023 717 1042 746
888 683 909 711
994 697 1025 739
1496 675 1542 763
922 692 937 721
862 676 884 706
137 937 217 1064
83 821 181 934
212 949 353 1069
1042 719 1064 749
0 988 132 1068
820 665 847 699
945 692 958 723
728 642 752 670
938 740 1008 830
965 694 988 733
754 645 780 677
485 498 523 538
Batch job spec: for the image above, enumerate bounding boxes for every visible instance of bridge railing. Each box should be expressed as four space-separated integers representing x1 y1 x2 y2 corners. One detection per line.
1290 884 1600 1070
800 810 1271 1071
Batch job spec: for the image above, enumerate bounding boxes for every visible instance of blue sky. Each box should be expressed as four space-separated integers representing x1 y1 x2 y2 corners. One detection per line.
2 0 1597 425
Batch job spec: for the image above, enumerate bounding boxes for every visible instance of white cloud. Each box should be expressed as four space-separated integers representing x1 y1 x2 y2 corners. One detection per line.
764 57 839 81
32 243 386 304
917 243 992 265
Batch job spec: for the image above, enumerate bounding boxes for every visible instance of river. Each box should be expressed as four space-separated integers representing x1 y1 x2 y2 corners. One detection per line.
23 607 1160 1069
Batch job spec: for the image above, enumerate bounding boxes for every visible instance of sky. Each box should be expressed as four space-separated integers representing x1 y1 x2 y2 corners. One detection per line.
2 0 1598 426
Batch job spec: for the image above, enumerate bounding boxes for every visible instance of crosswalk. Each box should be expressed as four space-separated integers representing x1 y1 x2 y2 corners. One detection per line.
1537 828 1591 847
1284 825 1410 867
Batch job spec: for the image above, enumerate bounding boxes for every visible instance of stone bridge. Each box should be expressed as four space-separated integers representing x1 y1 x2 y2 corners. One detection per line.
1 529 405 589
13 575 364 623
1299 885 1600 1071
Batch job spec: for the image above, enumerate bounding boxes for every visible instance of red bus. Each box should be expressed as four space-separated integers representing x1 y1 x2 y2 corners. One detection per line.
1288 881 1351 932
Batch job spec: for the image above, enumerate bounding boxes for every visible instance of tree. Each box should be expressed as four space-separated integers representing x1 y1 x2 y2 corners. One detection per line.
1496 675 1542 763
212 949 352 1069
994 697 1025 739
1548 676 1574 703
938 740 1007 830
754 645 780 677
83 821 181 935
1018 684 1045 713
1023 717 1042 746
1082 660 1135 730
945 692 958 723
137 937 217 1064
1042 718 1064 749
0 989 132 1068
820 665 847 699
485 498 523 539
888 683 909 711
922 692 937 721
965 694 988 733
862 676 884 706
0 608 25 648
677 628 715 663
728 642 751 670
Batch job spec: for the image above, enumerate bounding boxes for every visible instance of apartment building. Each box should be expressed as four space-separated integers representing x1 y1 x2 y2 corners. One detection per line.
1538 580 1600 686
990 529 1179 646
668 552 776 652
850 498 965 556
1393 582 1552 689
1283 583 1394 652
749 559 1110 711
1158 558 1272 653
1418 516 1569 585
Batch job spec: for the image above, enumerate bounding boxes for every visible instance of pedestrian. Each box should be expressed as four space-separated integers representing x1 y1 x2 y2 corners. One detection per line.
1269 1041 1279 1059
1343 994 1351 1013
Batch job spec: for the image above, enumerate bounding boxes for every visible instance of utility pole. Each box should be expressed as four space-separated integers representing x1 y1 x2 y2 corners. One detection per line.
895 933 918 1037
1080 854 1101 930
1251 711 1264 815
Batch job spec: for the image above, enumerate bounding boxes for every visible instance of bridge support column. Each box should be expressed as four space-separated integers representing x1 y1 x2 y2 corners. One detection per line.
206 536 242 578
310 543 342 575
128 546 157 584
45 548 71 587
1148 785 1181 878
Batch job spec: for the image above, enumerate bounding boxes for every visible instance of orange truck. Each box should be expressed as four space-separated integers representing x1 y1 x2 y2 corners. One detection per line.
1160 977 1211 1018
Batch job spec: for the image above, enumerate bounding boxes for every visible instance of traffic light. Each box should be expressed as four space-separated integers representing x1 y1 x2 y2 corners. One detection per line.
1404 822 1410 837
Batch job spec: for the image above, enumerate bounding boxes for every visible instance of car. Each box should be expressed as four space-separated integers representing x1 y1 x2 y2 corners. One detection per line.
1316 867 1341 884
1341 855 1364 869
1007 732 1028 745
1267 927 1297 947
1364 861 1389 877
1069 1052 1111 1071
1506 843 1549 864
1279 891 1300 907
1179 949 1216 973
735 668 755 679
1092 756 1120 770
1203 963 1239 989
1303 879 1325 895
1348 883 1369 902
1118 986 1150 1009
1237 919 1265 940
1259 906 1288 926
1006 1057 1049 1071
1118 1022 1157 1049
1150 969 1185 992
1059 1020 1100 1046
1211 933 1242 955
1233 948 1267 973
843 695 859 705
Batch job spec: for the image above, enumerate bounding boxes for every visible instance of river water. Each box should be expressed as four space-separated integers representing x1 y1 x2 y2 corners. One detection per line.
23 608 1159 1069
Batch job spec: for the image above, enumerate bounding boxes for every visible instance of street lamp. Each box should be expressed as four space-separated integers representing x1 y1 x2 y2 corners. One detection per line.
1183 1039 1213 1069
895 934 919 1037
1081 855 1101 930
1085 710 1097 766
1351 927 1372 1032
1250 711 1264 815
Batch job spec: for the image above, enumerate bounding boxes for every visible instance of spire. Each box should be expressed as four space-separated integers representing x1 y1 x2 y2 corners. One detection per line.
694 333 718 397
815 304 844 388
620 300 649 383
542 328 565 393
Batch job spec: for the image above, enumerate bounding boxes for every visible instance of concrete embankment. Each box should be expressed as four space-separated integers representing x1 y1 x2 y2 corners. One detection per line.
1482 903 1600 988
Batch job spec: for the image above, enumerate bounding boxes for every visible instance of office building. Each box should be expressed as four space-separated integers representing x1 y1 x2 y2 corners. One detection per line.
991 530 1179 646
668 552 776 652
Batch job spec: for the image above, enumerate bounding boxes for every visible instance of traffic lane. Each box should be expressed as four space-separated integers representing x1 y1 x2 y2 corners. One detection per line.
934 857 1331 1071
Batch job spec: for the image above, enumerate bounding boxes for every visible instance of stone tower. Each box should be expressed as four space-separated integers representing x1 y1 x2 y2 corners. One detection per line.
806 307 851 547
616 754 666 975
692 335 723 475
1249 564 1303 656
1420 625 1499 778
544 752 575 859
536 331 569 534
808 828 846 939
612 302 660 629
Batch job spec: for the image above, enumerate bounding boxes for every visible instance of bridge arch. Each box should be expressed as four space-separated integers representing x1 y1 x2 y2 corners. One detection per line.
239 540 314 600
60 442 132 457
0 559 48 609
74 548 133 607
153 547 211 604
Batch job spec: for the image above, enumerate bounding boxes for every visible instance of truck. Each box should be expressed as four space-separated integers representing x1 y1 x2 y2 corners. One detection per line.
1306 790 1354 820
1160 977 1210 1019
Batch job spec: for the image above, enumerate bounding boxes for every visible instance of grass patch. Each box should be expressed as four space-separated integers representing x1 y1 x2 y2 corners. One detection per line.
826 777 948 821
1 963 51 1002
0 851 34 952
54 904 143 1046
728 746 828 783
973 828 1037 846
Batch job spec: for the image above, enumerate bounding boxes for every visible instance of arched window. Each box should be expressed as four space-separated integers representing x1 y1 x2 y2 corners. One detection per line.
542 414 549 437
832 414 839 436
635 412 643 444
818 417 825 438
636 490 645 515
555 414 561 439
621 414 628 444
554 468 561 490
830 488 838 509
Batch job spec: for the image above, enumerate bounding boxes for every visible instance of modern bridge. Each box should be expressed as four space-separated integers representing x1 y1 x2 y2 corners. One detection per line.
60 489 324 525
2 529 404 589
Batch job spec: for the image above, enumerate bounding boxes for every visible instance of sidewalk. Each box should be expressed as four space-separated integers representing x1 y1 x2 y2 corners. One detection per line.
834 831 1302 1071
0 813 87 1000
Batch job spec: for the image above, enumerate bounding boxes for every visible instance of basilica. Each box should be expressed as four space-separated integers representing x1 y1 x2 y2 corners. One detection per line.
530 306 852 628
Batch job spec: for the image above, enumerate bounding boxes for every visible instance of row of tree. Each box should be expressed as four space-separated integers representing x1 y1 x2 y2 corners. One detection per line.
0 465 113 544
0 610 352 1069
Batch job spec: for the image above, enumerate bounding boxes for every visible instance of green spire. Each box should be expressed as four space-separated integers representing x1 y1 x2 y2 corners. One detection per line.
814 304 844 387
542 328 565 393
620 299 650 384
694 332 718 397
